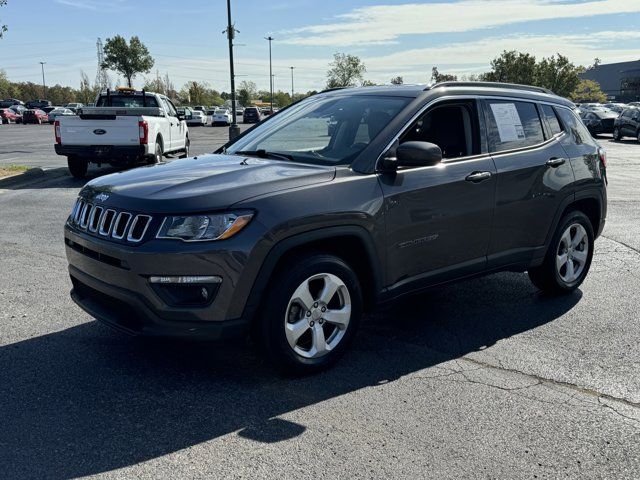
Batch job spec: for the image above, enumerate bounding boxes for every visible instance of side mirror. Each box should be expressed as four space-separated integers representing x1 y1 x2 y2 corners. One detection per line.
395 141 442 168
176 113 185 121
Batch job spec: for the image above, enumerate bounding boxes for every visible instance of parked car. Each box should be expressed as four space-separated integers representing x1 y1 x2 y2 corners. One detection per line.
22 109 49 124
235 107 245 117
603 102 626 114
193 105 207 112
613 107 640 142
47 107 75 124
25 99 52 109
579 109 618 136
627 102 640 107
0 108 21 124
186 109 207 126
64 82 607 373
54 88 190 178
212 108 232 126
0 98 24 108
10 104 26 115
64 103 84 113
242 106 261 123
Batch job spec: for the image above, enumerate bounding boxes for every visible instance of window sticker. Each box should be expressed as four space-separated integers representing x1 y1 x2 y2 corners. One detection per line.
490 103 525 142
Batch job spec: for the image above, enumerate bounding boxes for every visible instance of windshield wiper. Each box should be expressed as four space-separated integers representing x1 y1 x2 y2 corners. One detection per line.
235 149 294 162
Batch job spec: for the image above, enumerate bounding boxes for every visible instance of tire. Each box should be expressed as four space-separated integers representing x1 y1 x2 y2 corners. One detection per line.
254 253 363 374
613 127 622 141
67 156 88 179
637 130 640 144
148 138 163 164
178 136 190 159
528 211 594 294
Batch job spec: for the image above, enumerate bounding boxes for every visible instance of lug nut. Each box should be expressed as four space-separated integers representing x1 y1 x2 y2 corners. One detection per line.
321 306 326 312
309 320 315 327
306 311 311 317
319 319 324 325
313 302 318 308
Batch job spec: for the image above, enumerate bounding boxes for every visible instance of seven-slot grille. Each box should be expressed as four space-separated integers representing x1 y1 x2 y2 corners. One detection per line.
69 198 152 243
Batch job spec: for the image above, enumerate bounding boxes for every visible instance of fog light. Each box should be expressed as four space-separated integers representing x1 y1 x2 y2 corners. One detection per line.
149 275 222 284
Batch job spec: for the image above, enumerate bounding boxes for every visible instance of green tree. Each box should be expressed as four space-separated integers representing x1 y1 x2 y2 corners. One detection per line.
534 54 581 97
326 53 366 88
482 50 537 84
237 80 257 106
1 0 7 39
390 76 403 85
102 35 154 88
570 79 607 103
273 90 292 107
78 71 99 104
431 66 457 83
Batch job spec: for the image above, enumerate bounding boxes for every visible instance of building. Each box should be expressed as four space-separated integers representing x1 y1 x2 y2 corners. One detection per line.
579 60 640 102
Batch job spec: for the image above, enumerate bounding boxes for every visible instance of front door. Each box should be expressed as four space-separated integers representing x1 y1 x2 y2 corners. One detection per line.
379 99 496 291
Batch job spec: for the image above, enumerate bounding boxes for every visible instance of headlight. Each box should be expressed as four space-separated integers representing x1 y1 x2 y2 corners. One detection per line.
156 213 253 241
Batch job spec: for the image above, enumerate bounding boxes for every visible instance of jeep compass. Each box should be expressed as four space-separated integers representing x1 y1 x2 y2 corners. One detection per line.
64 82 607 373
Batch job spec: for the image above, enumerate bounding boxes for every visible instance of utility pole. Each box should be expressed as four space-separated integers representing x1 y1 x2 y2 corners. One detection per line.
265 36 274 113
225 0 240 140
290 66 295 101
39 62 47 99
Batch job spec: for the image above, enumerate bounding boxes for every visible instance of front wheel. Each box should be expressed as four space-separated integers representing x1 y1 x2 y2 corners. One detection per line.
254 253 363 374
67 156 88 179
613 127 622 141
528 211 594 294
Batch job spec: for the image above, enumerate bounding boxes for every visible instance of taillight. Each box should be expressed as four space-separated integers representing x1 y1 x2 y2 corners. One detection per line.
598 147 607 168
139 120 149 145
54 120 61 144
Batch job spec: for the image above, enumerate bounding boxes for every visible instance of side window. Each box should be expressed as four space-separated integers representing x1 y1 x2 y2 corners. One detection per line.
399 100 480 159
633 110 640 121
161 98 177 117
556 107 596 147
540 104 563 136
485 100 545 152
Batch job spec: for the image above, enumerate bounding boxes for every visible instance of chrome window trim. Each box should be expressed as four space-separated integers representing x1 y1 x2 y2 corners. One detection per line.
375 94 571 170
111 212 132 240
126 215 152 243
98 209 116 236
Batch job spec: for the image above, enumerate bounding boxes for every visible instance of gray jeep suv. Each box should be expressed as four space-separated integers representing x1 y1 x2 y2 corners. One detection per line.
64 82 607 373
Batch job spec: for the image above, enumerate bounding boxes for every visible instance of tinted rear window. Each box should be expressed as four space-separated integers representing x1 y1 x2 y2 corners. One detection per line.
96 95 159 108
540 104 563 136
485 100 545 152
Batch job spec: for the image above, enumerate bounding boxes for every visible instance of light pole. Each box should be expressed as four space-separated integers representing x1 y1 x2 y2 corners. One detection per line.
39 62 47 99
290 66 295 101
225 0 240 140
265 36 274 113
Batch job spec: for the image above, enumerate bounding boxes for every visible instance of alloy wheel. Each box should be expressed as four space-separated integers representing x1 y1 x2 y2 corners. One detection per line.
284 273 352 359
556 223 589 284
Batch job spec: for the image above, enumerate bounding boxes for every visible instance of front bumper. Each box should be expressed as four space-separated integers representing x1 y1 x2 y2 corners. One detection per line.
64 225 260 339
55 144 147 163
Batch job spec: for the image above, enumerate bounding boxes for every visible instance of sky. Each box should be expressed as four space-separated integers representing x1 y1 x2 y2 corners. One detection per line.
1 0 640 93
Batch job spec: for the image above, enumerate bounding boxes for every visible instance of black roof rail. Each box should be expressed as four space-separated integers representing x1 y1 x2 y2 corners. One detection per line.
319 86 348 93
427 81 554 95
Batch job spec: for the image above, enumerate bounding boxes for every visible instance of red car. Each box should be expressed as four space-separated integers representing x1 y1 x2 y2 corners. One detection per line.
0 108 21 124
21 109 49 124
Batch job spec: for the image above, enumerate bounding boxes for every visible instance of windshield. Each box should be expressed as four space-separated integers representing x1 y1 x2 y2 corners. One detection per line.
227 94 411 165
96 95 159 108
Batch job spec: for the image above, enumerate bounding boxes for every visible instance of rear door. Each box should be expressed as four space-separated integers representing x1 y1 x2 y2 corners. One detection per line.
483 99 575 268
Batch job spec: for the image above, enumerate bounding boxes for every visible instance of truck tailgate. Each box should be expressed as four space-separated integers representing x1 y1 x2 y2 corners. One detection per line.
59 116 140 146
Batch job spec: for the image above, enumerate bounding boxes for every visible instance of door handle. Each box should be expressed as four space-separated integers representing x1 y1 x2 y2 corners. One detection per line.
546 157 566 167
465 171 492 183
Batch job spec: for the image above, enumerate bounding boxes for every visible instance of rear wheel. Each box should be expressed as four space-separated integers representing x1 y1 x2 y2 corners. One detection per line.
254 253 363 374
67 156 88 179
637 130 640 144
528 211 594 294
148 138 163 164
178 136 190 159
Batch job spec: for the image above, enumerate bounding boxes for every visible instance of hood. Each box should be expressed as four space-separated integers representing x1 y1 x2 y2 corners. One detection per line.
82 154 336 213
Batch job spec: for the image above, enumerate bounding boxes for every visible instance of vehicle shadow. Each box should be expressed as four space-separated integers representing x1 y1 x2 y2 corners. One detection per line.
0 164 139 190
0 272 581 479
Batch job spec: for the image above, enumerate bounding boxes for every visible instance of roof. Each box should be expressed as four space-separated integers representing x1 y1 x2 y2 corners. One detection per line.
579 60 640 94
319 82 573 106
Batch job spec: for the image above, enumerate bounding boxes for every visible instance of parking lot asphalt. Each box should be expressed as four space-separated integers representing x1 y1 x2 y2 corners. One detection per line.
0 126 639 479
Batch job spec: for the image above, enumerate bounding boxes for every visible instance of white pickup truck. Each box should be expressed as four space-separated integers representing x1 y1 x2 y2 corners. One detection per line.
54 88 190 178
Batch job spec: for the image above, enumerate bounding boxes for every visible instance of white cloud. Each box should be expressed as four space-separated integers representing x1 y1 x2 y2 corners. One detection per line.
282 0 640 46
55 0 126 10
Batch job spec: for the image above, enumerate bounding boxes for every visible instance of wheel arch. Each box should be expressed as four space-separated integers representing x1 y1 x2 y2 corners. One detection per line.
545 190 604 250
244 226 383 319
